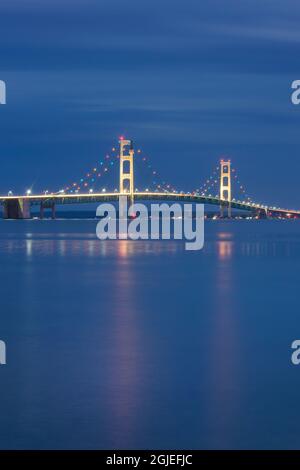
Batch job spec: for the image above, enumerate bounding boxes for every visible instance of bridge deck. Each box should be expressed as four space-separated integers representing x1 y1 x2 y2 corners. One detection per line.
0 192 299 217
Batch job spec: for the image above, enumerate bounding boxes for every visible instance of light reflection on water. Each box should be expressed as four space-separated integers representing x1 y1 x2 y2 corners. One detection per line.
209 239 239 448
105 244 142 446
0 236 298 259
0 220 300 449
0 238 181 257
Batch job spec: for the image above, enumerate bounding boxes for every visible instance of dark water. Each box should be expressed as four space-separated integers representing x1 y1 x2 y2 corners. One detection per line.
0 219 299 450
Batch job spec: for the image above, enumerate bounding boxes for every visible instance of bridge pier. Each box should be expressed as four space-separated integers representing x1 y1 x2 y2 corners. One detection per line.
3 198 31 219
255 208 268 219
40 202 44 219
51 202 56 219
39 201 56 219
220 201 232 218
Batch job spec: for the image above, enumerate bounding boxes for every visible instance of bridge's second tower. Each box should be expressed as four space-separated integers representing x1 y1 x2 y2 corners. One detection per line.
220 159 232 218
119 137 134 204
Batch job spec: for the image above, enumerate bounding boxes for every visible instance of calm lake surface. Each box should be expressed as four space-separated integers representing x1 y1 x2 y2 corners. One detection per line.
0 219 299 449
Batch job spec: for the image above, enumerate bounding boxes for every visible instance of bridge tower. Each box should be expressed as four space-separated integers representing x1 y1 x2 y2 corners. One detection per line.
220 159 232 218
119 137 134 205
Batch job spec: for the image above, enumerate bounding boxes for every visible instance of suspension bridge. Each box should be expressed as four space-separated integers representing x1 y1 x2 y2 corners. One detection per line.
1 138 299 219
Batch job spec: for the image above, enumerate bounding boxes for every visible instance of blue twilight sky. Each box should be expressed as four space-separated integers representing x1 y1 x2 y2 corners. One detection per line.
0 0 300 207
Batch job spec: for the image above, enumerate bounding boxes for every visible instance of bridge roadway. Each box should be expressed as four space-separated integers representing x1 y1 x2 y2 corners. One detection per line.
0 192 299 218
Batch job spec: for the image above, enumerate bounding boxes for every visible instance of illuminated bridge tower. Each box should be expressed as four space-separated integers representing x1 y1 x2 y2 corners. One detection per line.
119 137 134 205
220 159 232 218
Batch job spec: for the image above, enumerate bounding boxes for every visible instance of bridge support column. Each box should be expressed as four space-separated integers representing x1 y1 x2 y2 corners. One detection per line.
51 203 56 219
119 137 134 205
220 160 232 218
40 202 45 219
3 198 31 219
255 208 268 219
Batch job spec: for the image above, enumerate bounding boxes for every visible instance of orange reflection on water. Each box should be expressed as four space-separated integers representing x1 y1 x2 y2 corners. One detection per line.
217 240 233 260
117 239 131 258
206 234 240 446
217 232 233 240
103 241 142 446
